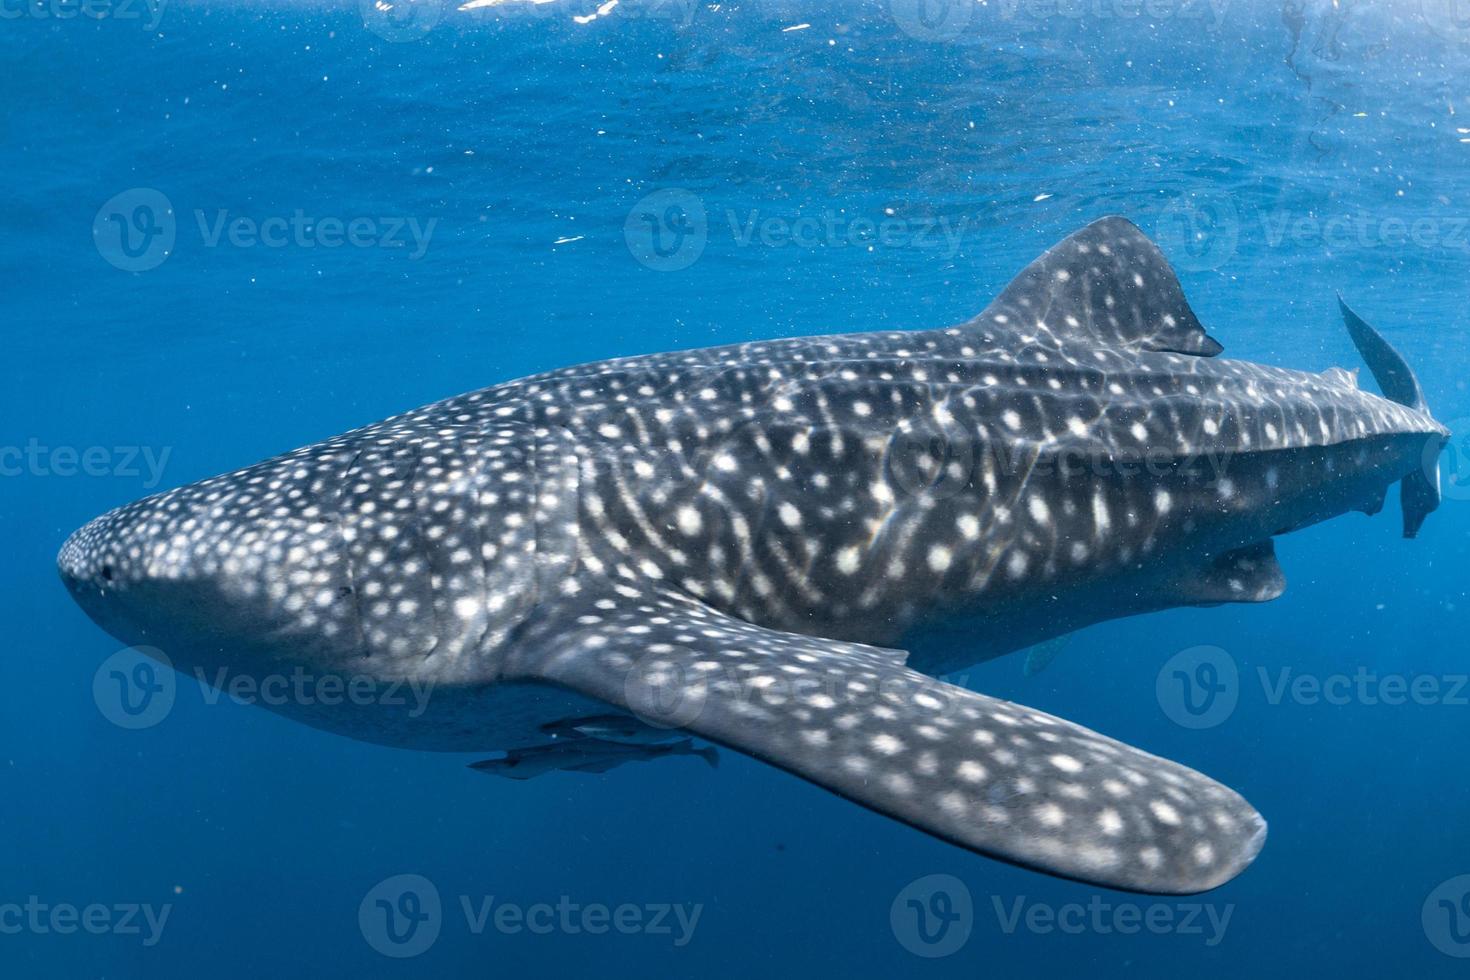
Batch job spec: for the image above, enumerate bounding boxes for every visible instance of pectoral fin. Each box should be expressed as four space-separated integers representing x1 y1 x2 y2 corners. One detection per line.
505 589 1266 894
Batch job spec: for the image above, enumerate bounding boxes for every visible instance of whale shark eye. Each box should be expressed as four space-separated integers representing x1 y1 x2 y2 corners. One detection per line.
100 564 114 582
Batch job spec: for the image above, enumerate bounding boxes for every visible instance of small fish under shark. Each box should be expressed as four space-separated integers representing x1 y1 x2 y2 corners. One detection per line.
472 733 719 780
541 712 697 746
1022 633 1073 677
59 217 1448 894
471 712 721 779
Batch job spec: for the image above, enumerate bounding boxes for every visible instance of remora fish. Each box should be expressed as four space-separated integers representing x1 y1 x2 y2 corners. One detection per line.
58 217 1448 894
471 737 719 780
540 713 686 746
1022 634 1073 677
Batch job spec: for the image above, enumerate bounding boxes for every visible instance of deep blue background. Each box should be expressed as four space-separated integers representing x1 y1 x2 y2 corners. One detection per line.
5 0 1470 975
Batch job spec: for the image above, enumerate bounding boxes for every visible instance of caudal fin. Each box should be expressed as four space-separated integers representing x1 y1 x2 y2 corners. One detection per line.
1338 295 1443 538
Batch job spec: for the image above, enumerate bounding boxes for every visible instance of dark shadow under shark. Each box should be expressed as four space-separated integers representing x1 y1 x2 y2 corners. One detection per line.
58 217 1448 894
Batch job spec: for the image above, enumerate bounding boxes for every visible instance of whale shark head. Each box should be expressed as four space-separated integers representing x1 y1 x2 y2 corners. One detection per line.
57 420 551 697
58 456 358 678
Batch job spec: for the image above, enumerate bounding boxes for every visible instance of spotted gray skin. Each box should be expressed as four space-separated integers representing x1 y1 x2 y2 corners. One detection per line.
59 217 1447 894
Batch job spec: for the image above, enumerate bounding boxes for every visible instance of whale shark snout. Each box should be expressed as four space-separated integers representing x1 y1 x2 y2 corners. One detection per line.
57 468 359 671
57 504 160 644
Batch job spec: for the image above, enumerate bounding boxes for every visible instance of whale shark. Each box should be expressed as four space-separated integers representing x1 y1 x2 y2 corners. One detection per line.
58 217 1447 894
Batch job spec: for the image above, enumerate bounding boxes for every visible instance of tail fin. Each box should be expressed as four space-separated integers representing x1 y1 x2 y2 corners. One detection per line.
693 745 720 770
1338 295 1441 537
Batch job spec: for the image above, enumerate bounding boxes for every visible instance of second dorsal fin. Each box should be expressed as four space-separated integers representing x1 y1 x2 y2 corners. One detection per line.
974 216 1223 357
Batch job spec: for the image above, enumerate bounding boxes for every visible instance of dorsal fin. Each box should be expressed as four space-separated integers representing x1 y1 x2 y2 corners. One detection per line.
975 216 1223 357
1337 295 1429 413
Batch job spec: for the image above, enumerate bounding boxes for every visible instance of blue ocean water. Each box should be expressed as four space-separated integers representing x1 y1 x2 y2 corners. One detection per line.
6 0 1470 975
